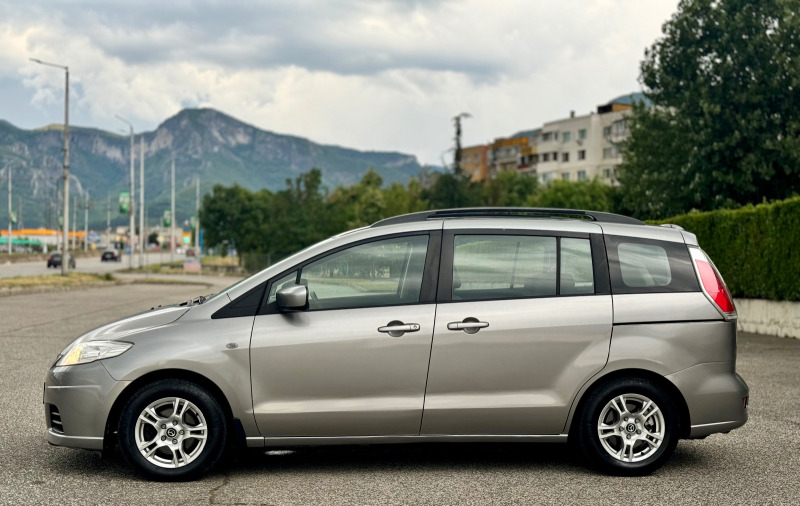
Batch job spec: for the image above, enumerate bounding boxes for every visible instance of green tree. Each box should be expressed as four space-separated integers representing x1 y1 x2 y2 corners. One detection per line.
200 184 271 258
530 179 614 211
619 0 800 218
422 171 483 209
483 171 538 206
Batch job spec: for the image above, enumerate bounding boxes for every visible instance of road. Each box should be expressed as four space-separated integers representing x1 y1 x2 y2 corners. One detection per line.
0 251 186 278
0 283 798 505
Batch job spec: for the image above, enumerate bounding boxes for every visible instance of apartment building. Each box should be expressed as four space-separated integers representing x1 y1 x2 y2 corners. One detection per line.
457 93 642 184
536 97 634 184
461 144 490 182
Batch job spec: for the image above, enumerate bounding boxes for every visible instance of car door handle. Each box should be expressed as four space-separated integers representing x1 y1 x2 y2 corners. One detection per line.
447 318 489 334
378 321 421 337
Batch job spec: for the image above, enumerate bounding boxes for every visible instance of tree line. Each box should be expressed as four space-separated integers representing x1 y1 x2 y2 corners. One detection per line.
200 168 614 262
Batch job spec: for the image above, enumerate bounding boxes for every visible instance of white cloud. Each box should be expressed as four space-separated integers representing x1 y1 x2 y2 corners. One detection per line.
0 0 679 165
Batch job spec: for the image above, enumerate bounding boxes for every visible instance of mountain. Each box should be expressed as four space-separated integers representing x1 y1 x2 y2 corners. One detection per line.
0 109 424 229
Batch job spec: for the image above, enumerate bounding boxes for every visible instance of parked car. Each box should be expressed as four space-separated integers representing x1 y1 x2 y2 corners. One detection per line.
46 253 75 269
43 208 748 480
101 250 120 262
185 248 196 257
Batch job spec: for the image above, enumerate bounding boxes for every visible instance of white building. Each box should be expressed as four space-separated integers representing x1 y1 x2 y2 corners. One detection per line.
535 98 634 185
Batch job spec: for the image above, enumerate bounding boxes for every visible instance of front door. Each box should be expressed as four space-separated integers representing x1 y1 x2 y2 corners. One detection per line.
421 229 612 435
251 234 438 437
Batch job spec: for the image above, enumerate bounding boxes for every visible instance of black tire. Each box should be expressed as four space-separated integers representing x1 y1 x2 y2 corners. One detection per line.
575 377 679 476
118 379 228 481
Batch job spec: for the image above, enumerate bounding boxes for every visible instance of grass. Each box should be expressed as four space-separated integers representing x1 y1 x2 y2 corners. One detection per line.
131 278 210 286
0 272 116 290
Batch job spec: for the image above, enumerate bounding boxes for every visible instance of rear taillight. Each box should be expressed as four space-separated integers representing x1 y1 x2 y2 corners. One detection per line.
689 247 737 320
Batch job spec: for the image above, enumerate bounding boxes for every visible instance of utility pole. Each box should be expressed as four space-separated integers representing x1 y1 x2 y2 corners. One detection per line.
30 58 69 275
106 195 111 248
7 167 11 256
170 157 175 263
139 136 145 268
195 176 200 252
452 112 471 176
116 116 135 269
83 191 89 252
72 194 76 250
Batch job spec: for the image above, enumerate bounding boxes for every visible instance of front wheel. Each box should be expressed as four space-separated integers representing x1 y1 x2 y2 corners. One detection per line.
118 380 228 481
575 377 679 476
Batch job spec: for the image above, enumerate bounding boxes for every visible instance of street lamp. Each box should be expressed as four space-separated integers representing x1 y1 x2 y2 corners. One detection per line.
115 115 136 270
30 58 70 276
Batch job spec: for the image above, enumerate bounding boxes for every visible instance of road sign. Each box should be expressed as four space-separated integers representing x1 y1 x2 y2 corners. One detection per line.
119 191 130 214
163 210 171 227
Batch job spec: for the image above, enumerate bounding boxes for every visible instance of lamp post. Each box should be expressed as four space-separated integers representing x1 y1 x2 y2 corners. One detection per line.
30 58 70 275
139 137 144 268
116 115 135 269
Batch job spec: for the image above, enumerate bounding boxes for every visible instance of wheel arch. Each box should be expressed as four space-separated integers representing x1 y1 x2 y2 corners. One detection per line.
567 368 691 440
103 368 236 453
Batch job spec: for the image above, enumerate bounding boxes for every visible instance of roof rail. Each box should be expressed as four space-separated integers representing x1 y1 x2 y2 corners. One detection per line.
371 207 644 227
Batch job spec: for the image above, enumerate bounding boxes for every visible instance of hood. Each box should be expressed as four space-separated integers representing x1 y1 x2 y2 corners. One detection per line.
72 305 190 345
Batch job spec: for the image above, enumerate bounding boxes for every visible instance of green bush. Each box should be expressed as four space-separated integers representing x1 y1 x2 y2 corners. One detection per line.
659 197 800 301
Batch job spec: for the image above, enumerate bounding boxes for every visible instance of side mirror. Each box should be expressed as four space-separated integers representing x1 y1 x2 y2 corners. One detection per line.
276 284 309 312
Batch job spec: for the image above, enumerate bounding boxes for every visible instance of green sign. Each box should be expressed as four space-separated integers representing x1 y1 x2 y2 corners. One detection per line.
163 210 171 227
58 215 63 228
119 191 131 214
190 216 197 231
9 211 16 225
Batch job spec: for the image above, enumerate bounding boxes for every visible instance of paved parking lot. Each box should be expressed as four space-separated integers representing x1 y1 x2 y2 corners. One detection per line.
0 282 798 505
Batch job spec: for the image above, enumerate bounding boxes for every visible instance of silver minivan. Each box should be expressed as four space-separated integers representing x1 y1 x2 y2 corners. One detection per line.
44 208 748 480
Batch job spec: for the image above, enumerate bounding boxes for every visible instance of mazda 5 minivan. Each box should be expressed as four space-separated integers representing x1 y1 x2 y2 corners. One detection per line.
44 208 748 480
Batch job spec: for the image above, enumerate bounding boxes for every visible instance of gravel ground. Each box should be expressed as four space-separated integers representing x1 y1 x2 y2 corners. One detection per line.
0 282 797 505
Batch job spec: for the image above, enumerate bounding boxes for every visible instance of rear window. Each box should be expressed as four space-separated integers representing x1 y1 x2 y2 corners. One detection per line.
605 235 699 294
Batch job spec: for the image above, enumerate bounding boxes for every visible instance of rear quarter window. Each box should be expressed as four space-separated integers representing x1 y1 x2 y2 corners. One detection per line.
605 235 699 294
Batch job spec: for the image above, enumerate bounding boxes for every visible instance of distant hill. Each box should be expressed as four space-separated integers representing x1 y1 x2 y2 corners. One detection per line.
0 108 424 229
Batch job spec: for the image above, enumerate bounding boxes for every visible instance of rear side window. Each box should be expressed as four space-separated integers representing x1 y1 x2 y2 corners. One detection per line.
453 235 557 301
605 235 699 294
450 234 595 301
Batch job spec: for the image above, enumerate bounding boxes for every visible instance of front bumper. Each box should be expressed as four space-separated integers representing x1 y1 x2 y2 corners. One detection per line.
43 361 130 450
666 362 749 438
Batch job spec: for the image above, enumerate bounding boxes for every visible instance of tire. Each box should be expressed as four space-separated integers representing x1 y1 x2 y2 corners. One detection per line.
575 377 679 476
118 379 228 481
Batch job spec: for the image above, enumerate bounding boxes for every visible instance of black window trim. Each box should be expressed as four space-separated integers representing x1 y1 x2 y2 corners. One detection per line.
437 228 607 303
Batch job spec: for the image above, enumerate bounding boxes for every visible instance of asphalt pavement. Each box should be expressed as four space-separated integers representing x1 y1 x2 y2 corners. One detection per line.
0 251 185 278
0 282 797 505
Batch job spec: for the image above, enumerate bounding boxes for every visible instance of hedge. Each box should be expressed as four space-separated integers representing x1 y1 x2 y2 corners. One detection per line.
657 197 800 301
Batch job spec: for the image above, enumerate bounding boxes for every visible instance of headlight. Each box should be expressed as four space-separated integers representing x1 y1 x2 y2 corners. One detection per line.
55 340 133 367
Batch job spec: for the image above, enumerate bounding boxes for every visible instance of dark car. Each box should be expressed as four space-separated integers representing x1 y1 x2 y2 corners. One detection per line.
47 253 76 269
101 251 120 262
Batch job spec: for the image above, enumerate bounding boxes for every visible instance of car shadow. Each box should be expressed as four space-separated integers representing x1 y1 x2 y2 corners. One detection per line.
46 440 712 481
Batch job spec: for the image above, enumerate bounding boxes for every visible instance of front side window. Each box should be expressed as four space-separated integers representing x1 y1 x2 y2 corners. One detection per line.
300 236 429 310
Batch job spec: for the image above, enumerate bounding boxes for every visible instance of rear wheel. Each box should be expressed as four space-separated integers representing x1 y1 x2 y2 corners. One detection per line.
576 377 679 475
118 380 228 481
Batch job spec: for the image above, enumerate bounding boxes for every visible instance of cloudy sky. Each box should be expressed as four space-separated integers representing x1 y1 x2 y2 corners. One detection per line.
1 0 678 165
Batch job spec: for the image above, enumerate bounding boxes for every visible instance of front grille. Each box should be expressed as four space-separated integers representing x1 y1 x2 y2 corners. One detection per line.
49 405 64 434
